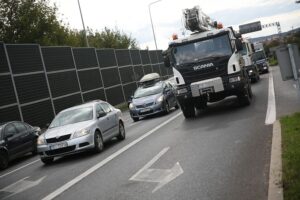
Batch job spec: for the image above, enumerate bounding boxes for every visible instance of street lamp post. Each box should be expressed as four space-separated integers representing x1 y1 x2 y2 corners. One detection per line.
148 0 162 50
77 0 89 47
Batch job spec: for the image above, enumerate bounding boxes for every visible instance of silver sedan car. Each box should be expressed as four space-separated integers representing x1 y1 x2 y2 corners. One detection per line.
37 100 125 164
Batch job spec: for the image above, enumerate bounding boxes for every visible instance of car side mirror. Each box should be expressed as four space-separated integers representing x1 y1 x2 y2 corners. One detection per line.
97 111 106 118
235 39 243 52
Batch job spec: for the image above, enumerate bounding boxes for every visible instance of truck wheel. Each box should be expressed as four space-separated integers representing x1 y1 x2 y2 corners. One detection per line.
195 100 207 110
238 85 251 106
181 103 195 118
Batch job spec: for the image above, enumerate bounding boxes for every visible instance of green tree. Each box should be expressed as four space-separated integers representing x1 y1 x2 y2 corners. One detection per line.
0 0 69 45
88 27 139 49
0 0 139 49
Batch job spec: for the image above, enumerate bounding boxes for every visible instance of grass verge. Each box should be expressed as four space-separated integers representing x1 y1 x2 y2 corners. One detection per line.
281 112 300 200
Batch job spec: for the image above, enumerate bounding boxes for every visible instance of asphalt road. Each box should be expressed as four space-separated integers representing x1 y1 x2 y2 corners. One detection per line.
0 66 299 200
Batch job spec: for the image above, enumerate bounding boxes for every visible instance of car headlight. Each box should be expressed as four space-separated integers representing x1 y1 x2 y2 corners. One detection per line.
157 95 164 103
73 129 91 138
129 103 134 109
37 135 46 145
249 70 253 74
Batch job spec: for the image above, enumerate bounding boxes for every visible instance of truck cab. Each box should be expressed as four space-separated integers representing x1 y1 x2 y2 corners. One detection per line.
164 27 253 118
241 40 260 82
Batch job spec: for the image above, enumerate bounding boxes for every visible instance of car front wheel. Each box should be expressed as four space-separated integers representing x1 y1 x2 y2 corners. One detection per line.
117 122 126 140
41 157 54 165
94 131 104 153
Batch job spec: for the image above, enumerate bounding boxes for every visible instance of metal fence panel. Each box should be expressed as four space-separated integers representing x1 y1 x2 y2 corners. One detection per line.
130 50 142 65
0 75 17 106
0 106 21 122
42 47 75 71
123 82 137 101
115 49 131 67
105 86 124 105
140 50 151 65
83 89 106 102
97 49 117 68
53 93 82 114
73 48 98 69
78 69 102 91
101 68 121 87
21 100 54 126
119 66 135 84
133 65 144 81
14 73 50 104
6 44 44 74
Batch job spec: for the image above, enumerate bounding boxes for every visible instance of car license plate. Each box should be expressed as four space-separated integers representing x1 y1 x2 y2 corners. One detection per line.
140 108 151 113
50 142 68 150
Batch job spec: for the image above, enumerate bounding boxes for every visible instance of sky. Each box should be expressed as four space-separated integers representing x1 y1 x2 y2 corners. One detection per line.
50 0 300 50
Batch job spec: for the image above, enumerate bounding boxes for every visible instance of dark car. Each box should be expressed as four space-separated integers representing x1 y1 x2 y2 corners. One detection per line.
129 81 179 122
253 50 269 73
0 121 41 169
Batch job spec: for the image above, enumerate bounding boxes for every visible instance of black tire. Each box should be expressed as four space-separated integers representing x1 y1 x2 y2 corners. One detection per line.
132 116 139 122
94 131 104 153
40 157 54 165
0 152 9 170
195 100 207 110
238 84 251 106
164 101 170 114
181 103 195 118
32 143 38 155
117 122 126 140
175 102 179 109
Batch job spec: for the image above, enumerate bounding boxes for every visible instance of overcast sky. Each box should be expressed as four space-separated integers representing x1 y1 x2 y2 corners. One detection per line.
50 0 300 50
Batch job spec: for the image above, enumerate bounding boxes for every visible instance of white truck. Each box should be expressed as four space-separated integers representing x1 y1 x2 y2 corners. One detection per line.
163 6 253 118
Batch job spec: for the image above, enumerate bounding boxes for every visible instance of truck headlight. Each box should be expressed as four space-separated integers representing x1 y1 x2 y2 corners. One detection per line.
177 88 188 95
157 95 164 103
129 103 135 109
248 70 253 74
229 76 241 83
73 129 91 138
37 135 46 145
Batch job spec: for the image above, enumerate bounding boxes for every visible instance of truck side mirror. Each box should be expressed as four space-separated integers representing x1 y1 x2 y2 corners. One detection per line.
162 50 171 68
235 39 243 52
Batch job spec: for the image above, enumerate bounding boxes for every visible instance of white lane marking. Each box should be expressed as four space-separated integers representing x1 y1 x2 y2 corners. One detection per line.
130 147 170 181
42 112 182 200
0 176 46 199
129 147 183 193
0 159 40 179
265 71 276 125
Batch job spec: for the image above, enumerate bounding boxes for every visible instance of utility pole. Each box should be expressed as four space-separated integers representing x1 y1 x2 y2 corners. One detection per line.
77 0 89 47
148 0 162 50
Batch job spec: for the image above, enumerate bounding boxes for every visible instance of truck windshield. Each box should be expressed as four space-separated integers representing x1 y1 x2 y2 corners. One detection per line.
253 51 266 61
172 34 232 65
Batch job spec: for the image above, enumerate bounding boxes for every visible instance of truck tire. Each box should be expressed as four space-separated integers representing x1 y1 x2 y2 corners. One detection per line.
181 103 195 118
195 100 207 110
238 84 251 106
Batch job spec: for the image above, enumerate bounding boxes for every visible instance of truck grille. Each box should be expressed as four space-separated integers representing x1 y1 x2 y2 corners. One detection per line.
46 134 71 144
181 64 227 84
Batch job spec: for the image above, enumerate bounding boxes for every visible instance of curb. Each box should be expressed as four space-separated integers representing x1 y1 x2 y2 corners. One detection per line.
268 120 283 200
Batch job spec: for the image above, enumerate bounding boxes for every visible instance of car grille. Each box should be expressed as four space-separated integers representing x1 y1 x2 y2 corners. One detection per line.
46 134 71 144
136 102 154 109
45 145 76 156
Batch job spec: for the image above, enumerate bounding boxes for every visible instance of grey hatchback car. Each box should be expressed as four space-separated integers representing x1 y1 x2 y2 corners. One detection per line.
37 100 125 164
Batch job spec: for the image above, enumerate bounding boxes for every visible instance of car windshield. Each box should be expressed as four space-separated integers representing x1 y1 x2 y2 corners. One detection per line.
253 51 266 61
134 82 163 98
49 107 93 128
172 34 232 65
